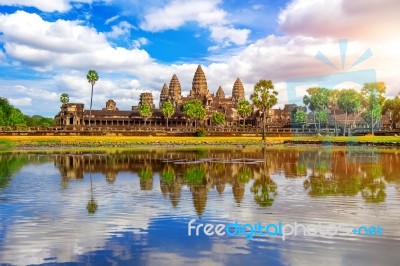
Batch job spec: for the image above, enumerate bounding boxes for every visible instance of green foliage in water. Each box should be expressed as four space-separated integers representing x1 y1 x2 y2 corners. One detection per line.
161 168 175 184
0 154 29 189
184 166 205 185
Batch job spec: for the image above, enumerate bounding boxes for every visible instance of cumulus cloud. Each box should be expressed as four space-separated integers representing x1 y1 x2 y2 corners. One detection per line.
0 0 94 13
210 26 250 46
0 11 151 71
279 0 400 39
140 0 250 46
8 97 32 107
106 21 134 39
132 37 149 49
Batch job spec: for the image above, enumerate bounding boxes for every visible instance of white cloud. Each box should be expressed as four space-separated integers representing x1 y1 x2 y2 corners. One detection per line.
140 0 225 31
210 26 250 46
106 21 133 39
0 11 151 71
140 0 250 47
278 0 400 39
0 0 94 12
8 97 32 107
132 37 149 48
105 15 120 25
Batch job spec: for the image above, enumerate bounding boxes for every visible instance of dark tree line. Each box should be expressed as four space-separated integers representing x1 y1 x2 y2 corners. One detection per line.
0 97 54 127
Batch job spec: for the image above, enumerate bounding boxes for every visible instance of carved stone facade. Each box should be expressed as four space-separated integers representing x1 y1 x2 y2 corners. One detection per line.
59 103 84 126
103 99 118 111
139 92 155 109
56 64 292 129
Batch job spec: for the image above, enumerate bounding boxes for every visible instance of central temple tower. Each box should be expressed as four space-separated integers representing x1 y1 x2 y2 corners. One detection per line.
190 65 208 97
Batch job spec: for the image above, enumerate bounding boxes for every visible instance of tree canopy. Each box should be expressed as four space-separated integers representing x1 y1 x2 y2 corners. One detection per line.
0 97 53 127
183 99 206 127
161 101 175 127
60 93 69 104
237 99 252 126
250 79 278 140
211 112 226 126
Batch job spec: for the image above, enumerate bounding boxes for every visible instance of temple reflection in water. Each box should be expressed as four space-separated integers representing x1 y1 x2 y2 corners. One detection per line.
47 148 400 216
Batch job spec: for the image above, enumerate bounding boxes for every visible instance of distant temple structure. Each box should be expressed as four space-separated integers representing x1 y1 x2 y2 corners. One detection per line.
56 65 293 129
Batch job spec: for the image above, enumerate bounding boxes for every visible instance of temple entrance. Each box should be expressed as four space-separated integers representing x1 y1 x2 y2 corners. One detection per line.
70 117 74 125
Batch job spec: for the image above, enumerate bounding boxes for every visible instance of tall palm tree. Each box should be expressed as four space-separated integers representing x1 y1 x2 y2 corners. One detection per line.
86 70 99 127
60 93 69 105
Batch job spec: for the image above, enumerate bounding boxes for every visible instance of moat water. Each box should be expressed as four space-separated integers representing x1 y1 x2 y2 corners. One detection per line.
0 147 399 265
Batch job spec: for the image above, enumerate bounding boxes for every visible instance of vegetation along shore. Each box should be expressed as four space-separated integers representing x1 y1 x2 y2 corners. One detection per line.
1 135 400 151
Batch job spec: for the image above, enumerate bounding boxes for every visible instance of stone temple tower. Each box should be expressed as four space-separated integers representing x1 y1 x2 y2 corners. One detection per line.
190 65 208 97
168 74 182 108
159 83 169 108
232 78 245 105
139 92 154 109
216 86 225 98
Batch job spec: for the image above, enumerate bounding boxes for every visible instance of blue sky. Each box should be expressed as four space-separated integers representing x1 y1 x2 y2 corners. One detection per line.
0 0 399 116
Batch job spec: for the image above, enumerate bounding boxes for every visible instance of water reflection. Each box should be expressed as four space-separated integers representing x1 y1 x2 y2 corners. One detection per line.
0 149 399 212
0 148 400 265
300 150 391 203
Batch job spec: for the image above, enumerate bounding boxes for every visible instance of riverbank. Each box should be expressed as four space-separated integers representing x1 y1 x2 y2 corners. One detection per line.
1 135 400 151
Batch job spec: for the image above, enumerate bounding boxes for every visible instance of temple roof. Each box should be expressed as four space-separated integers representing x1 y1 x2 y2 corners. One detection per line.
169 74 181 97
216 86 225 98
232 77 245 100
191 65 208 96
161 83 169 95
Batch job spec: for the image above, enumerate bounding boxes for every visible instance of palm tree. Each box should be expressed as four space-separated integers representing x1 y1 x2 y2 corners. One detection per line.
250 80 278 140
86 70 99 127
60 93 69 105
86 158 98 214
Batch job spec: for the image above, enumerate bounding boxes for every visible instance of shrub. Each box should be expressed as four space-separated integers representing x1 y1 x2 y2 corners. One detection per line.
195 128 207 137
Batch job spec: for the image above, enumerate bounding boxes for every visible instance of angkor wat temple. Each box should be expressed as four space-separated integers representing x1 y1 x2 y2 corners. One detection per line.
57 65 294 129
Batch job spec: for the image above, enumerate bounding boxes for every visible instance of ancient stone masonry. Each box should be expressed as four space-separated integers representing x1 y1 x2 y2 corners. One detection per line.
56 64 294 129
190 65 209 98
168 74 182 108
232 78 245 105
159 84 169 108
104 99 118 111
216 86 225 98
58 103 84 126
139 92 155 109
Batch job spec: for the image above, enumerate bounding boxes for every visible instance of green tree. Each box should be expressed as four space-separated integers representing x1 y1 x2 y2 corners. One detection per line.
211 112 226 126
303 87 330 132
250 176 277 207
183 99 206 128
60 93 69 105
294 110 307 132
338 89 361 136
0 98 27 127
328 89 340 135
161 101 174 128
237 99 252 127
383 95 400 129
250 80 278 140
140 103 152 126
361 82 386 134
86 70 99 127
0 97 14 126
86 159 98 215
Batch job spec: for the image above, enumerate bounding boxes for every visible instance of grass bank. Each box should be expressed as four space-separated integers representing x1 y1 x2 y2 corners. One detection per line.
0 135 399 151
